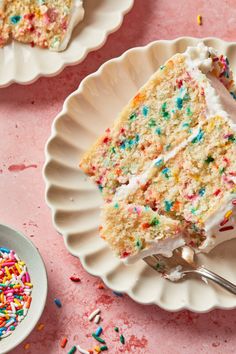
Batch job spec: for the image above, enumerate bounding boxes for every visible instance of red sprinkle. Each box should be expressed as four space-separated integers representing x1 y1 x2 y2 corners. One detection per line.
70 275 81 282
220 218 229 227
232 199 236 205
98 283 105 289
142 223 150 229
219 226 234 232
214 189 221 196
60 337 68 348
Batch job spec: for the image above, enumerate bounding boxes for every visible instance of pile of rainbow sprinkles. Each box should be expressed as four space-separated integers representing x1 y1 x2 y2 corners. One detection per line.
0 247 32 339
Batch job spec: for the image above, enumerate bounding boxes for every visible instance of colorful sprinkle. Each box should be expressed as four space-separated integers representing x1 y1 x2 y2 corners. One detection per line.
205 156 215 164
10 15 21 24
191 129 204 144
92 333 106 344
113 291 123 297
114 327 119 332
24 343 30 350
176 97 183 110
60 337 68 348
95 326 103 337
100 346 108 351
219 226 234 232
161 102 170 120
0 248 33 341
68 346 77 354
54 298 62 308
120 334 125 345
89 308 101 321
70 275 81 282
225 210 233 219
94 315 101 324
142 106 149 117
199 188 205 196
37 323 45 331
197 15 202 25
164 200 173 212
77 345 89 354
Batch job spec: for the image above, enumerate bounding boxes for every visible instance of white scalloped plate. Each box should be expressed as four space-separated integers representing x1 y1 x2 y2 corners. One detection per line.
44 37 236 312
0 0 134 87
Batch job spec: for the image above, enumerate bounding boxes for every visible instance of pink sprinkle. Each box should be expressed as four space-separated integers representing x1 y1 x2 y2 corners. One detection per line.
232 199 236 205
219 226 234 232
25 272 30 283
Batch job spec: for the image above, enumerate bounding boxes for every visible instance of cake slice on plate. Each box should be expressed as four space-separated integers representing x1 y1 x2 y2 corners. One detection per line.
80 43 236 264
1 0 84 51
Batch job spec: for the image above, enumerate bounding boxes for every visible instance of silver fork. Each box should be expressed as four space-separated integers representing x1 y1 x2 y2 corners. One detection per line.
144 249 236 295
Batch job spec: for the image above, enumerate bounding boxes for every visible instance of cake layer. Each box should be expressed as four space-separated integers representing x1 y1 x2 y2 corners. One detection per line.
1 0 84 51
101 201 184 260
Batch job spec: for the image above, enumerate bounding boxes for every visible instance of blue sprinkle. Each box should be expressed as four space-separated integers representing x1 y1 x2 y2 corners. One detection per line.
95 326 103 337
161 167 170 178
176 97 183 110
98 185 103 192
199 188 205 196
155 127 162 135
230 91 236 100
155 159 164 167
54 298 62 308
113 291 123 297
182 122 190 129
191 129 204 144
0 248 10 253
10 15 21 24
135 134 140 142
142 106 149 117
164 200 173 212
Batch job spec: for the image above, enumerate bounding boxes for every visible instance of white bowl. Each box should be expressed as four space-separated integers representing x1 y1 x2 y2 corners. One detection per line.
0 0 134 87
44 37 236 312
0 224 47 354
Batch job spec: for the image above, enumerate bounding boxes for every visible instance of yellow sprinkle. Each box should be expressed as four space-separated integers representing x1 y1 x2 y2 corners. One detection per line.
15 263 21 274
24 282 33 287
225 210 233 219
13 285 21 288
14 298 21 306
5 266 10 278
3 276 6 284
18 261 25 266
37 323 45 331
24 343 30 350
5 314 9 320
197 15 202 25
94 346 101 353
0 293 4 303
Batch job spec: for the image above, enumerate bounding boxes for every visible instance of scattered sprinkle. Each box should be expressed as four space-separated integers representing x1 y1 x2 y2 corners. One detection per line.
114 327 119 332
94 314 101 324
94 346 101 353
68 345 77 354
142 106 149 117
232 199 236 205
97 283 105 290
61 337 68 348
11 15 21 24
54 298 62 308
120 334 125 345
92 333 106 344
225 210 233 219
219 226 234 232
37 323 45 331
95 326 103 337
88 308 100 321
197 15 202 25
191 129 204 144
176 97 183 110
77 345 89 354
70 275 81 282
113 291 123 297
205 156 215 164
24 343 30 350
100 345 108 351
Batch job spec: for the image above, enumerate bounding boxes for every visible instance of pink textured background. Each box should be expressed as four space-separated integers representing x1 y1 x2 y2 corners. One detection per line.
1 0 236 353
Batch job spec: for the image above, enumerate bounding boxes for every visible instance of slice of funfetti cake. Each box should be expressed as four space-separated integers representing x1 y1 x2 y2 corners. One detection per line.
80 43 236 201
2 0 84 51
80 43 236 263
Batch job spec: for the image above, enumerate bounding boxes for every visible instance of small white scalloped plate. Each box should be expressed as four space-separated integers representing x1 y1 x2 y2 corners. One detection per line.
0 0 134 87
44 37 236 312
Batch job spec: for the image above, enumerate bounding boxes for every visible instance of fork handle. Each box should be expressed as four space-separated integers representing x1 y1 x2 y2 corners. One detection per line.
183 267 236 295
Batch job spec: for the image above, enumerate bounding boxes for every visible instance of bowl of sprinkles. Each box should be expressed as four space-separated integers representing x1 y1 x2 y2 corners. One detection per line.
0 224 47 354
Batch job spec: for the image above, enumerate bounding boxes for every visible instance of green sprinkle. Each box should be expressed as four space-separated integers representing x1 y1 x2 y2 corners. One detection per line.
135 238 143 250
191 129 204 144
16 309 23 316
10 15 21 24
150 217 159 226
129 112 137 121
183 93 190 102
68 346 77 354
191 208 197 214
165 143 171 151
114 202 119 209
182 122 190 129
10 326 15 331
205 156 215 164
155 159 164 167
111 147 116 153
160 65 165 70
148 118 156 127
219 167 225 175
156 262 165 272
114 327 119 332
161 102 170 120
161 167 170 179
100 346 108 351
228 134 235 142
199 188 205 196
186 106 192 116
120 334 125 345
92 333 106 344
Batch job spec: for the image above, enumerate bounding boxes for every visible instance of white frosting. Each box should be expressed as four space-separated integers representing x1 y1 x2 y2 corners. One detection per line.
181 246 194 264
165 265 183 281
51 0 84 51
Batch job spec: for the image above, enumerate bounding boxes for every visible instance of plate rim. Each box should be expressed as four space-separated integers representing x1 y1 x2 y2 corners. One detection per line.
0 223 48 353
0 0 134 88
43 37 236 312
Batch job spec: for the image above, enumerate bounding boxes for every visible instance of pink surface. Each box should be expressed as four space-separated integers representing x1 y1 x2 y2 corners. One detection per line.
1 0 236 353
